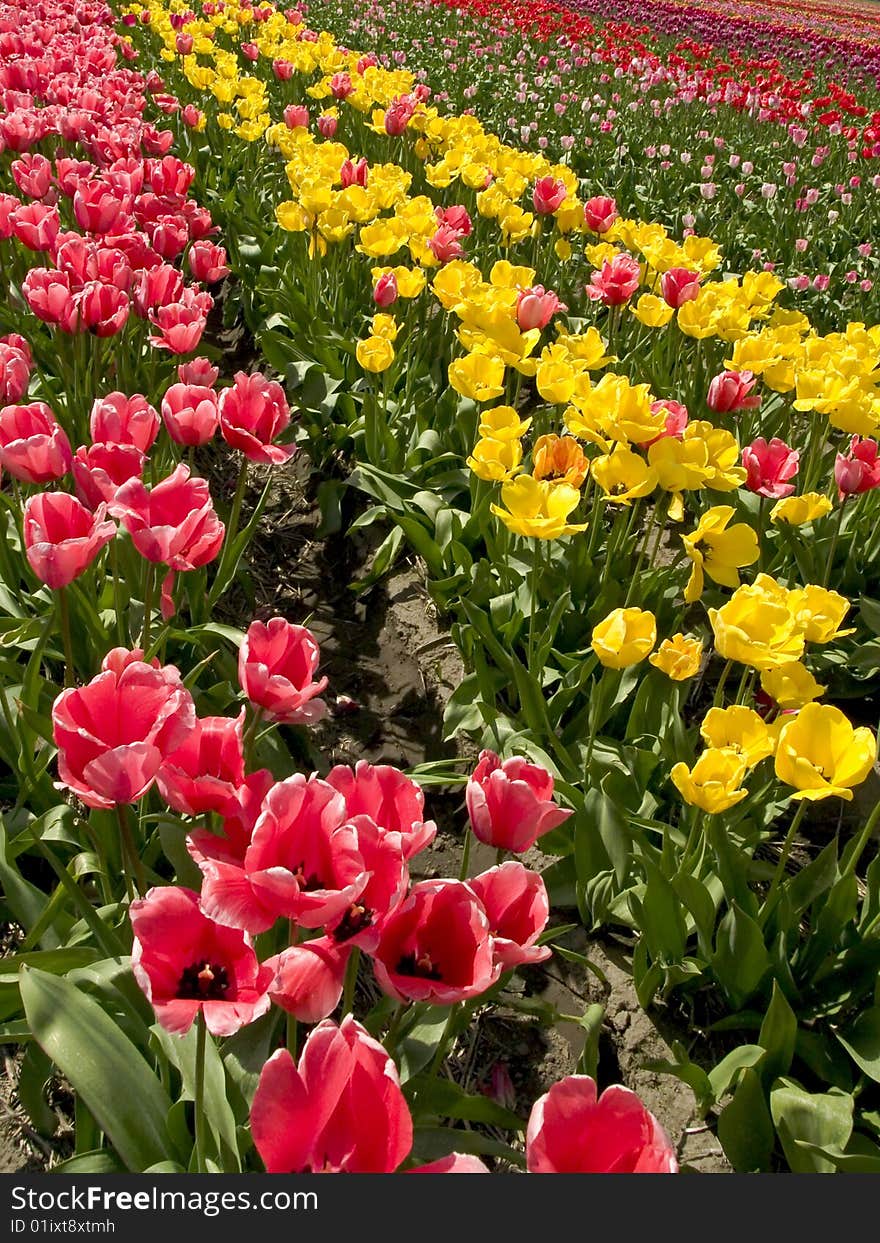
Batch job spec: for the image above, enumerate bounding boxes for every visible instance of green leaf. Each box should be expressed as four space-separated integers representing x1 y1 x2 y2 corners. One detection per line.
407 1075 524 1130
718 1068 775 1172
408 1127 525 1168
770 1082 853 1174
21 968 174 1172
712 902 770 1009
836 1007 880 1084
757 982 797 1084
52 1151 126 1175
153 1024 241 1171
707 1044 766 1102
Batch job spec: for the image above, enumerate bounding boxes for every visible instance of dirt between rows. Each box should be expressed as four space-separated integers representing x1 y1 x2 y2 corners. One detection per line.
0 451 730 1172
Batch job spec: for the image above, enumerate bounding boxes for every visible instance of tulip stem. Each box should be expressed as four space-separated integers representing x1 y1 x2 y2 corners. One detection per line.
58 588 75 688
194 1013 207 1173
712 659 734 708
141 563 155 651
841 798 880 880
761 801 808 922
208 459 249 607
527 538 540 675
821 498 847 589
458 826 473 881
242 707 264 768
341 946 360 1017
428 1003 460 1079
116 803 145 899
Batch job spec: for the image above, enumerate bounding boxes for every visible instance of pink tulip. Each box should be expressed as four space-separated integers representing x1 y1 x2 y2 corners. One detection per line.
583 195 618 233
742 437 799 499
468 862 551 969
72 442 145 513
373 271 398 307
90 392 159 454
517 285 566 331
238 617 328 724
532 175 567 215
527 1076 678 1173
267 937 350 1022
660 267 701 308
325 760 436 859
218 371 295 464
466 750 571 852
23 492 115 589
114 463 225 570
835 436 880 498
0 401 72 484
161 382 219 446
585 253 641 306
706 370 761 413
156 710 247 817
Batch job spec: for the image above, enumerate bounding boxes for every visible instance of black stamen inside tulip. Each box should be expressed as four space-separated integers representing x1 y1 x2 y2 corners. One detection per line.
293 862 323 891
178 960 230 1000
333 903 372 943
396 950 443 980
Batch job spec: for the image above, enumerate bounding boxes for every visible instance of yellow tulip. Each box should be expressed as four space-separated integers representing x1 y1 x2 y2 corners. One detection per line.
682 505 759 602
370 314 399 342
448 352 506 402
591 446 658 506
632 294 674 328
490 475 588 540
467 436 522 482
775 703 877 801
700 706 774 767
770 492 833 525
591 607 657 669
671 749 749 814
760 662 827 710
787 585 853 644
708 581 805 670
478 405 532 440
356 336 395 373
649 634 704 681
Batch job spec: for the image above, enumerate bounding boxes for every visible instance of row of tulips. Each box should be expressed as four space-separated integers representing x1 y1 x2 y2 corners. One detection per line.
114 0 880 1172
0 0 691 1178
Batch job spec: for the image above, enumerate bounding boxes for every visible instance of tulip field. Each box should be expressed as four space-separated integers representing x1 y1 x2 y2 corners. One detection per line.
2 0 880 1182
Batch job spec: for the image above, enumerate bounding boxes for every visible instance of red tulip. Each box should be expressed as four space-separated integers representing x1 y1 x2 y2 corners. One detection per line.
161 382 219 446
428 224 465 265
11 202 60 251
583 195 618 233
23 492 115 589
372 879 498 1005
238 617 328 724
250 1017 412 1172
21 268 79 332
532 175 567 215
660 267 701 308
835 435 880 498
218 371 295 464
340 157 368 189
0 401 72 484
272 58 294 80
72 183 128 234
384 95 415 136
266 936 350 1022
317 114 338 138
131 886 273 1037
156 710 246 817
283 104 309 130
325 760 436 859
743 436 799 498
526 1076 678 1173
325 815 409 950
0 340 31 404
148 293 210 354
516 285 566 331
52 648 196 809
188 240 230 284
373 271 398 307
76 282 129 337
468 862 552 969
187 767 274 874
586 253 641 306
435 205 472 236
706 370 761 413
72 443 145 513
114 463 225 570
90 392 160 454
466 750 572 852
178 357 219 387
11 154 53 201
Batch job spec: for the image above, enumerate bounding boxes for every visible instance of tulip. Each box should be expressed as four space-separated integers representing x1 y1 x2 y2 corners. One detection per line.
835 436 880 498
283 104 309 130
317 114 338 138
743 437 799 499
131 886 273 1037
660 267 701 308
384 95 416 135
591 446 657 505
682 505 759 602
23 493 115 590
466 750 571 852
325 760 436 859
372 879 498 1005
218 371 295 465
671 748 750 814
583 195 618 233
760 663 826 710
90 392 159 454
72 443 144 513
76 282 129 337
0 340 32 404
770 492 833 526
706 370 761 413
188 241 230 285
709 578 805 670
11 153 53 200
52 648 196 809
700 706 774 768
156 710 247 817
527 1076 678 1173
238 618 328 724
267 937 350 1022
0 401 72 484
649 634 703 681
591 607 657 669
490 475 587 539
324 816 409 950
21 269 79 332
340 158 368 189
148 295 210 355
201 775 368 933
11 202 60 251
250 1017 413 1172
114 463 225 571
178 358 219 387
427 224 465 265
516 286 566 331
532 434 588 488
532 176 567 215
775 703 876 801
373 271 398 307
160 383 219 446
586 254 641 306
468 863 551 969
72 183 128 234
